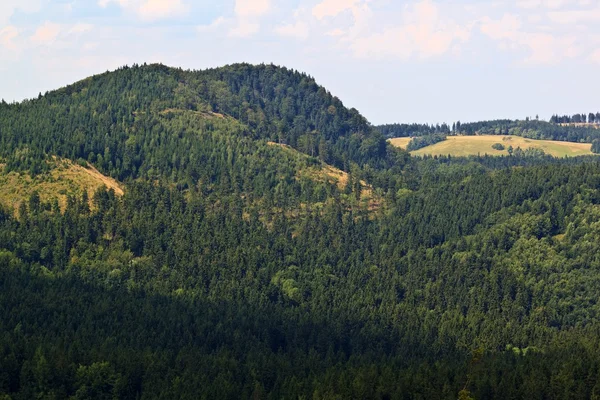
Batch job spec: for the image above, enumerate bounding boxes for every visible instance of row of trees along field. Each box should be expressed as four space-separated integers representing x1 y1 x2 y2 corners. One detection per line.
550 112 600 124
2 64 600 398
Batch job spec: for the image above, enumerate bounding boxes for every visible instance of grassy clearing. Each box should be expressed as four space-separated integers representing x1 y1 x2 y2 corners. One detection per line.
389 135 593 157
388 137 412 149
266 142 380 209
0 159 124 213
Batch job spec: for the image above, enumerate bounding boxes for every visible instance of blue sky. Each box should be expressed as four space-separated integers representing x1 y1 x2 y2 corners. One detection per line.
1 0 599 124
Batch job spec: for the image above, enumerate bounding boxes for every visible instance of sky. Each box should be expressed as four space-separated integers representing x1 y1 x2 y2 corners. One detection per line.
1 0 599 124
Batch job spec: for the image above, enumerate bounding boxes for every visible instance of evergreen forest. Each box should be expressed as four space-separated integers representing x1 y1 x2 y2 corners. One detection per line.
2 63 600 399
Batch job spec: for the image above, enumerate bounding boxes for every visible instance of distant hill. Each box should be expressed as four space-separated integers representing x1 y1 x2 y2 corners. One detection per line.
0 63 393 183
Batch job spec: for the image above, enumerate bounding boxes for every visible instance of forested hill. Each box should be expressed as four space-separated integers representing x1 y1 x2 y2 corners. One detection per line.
0 63 391 181
6 65 600 399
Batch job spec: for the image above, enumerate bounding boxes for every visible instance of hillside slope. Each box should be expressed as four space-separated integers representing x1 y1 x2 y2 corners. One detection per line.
0 158 123 213
4 65 600 399
0 63 393 182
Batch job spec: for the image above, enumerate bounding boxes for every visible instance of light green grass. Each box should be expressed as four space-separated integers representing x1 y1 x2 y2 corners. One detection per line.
389 135 593 157
0 158 123 213
388 137 412 149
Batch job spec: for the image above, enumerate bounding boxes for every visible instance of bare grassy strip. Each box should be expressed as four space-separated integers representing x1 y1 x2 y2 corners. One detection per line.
266 141 380 209
0 159 124 213
158 109 225 119
387 137 412 149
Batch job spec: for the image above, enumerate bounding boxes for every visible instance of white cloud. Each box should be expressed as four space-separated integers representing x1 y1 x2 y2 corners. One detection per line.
30 21 95 49
229 0 272 37
589 48 600 64
517 0 578 8
275 21 309 40
31 22 62 45
0 26 19 50
313 0 361 19
197 17 226 32
480 13 584 65
138 0 187 21
480 14 521 41
69 23 94 34
547 7 600 24
229 20 260 37
98 0 187 21
0 0 43 25
234 0 270 18
327 28 346 36
349 0 471 60
98 0 129 8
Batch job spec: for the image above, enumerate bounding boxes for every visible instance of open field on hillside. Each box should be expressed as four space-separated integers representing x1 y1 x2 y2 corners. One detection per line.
388 137 412 149
0 158 124 213
389 135 593 157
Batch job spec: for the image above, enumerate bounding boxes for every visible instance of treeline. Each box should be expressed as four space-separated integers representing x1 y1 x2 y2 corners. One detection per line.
550 112 600 124
376 122 451 138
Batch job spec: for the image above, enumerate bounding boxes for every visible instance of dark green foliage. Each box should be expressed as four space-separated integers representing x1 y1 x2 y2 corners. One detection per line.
454 119 600 143
3 64 600 398
406 133 447 151
592 139 600 154
377 122 451 138
0 63 394 180
492 143 505 150
550 112 600 124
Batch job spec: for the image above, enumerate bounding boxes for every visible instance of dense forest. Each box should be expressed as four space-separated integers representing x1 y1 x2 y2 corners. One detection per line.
3 63 600 399
376 123 451 138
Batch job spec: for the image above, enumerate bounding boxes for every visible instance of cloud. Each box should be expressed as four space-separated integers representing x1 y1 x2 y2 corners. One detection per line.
30 21 95 49
234 0 270 18
275 21 309 40
229 0 271 37
229 21 260 37
349 0 471 60
0 26 19 50
98 0 188 21
547 7 600 24
480 13 583 65
480 13 521 41
138 0 187 21
197 17 226 32
327 28 346 36
69 23 94 34
590 48 600 64
313 0 361 19
98 0 129 8
516 0 577 8
31 22 62 45
0 0 43 25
